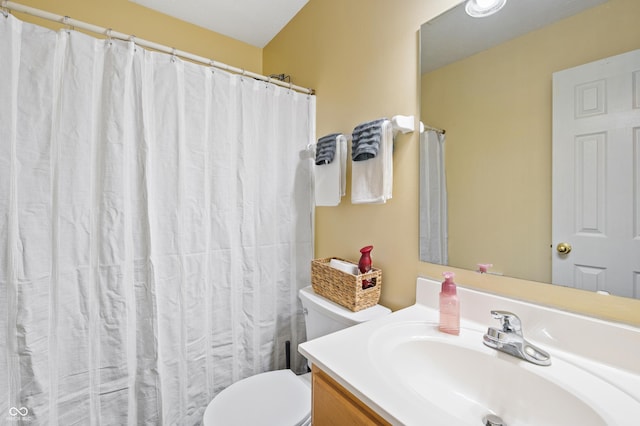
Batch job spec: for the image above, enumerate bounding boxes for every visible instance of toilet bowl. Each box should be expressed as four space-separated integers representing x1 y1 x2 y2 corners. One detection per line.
202 285 390 425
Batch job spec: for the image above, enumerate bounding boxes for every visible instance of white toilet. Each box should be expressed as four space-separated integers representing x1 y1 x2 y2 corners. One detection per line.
202 285 391 425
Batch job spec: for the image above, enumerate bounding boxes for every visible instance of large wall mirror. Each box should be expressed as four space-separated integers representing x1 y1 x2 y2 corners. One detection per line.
419 0 640 298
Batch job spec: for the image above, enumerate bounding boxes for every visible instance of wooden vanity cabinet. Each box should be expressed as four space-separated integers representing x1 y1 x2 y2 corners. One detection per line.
311 366 391 425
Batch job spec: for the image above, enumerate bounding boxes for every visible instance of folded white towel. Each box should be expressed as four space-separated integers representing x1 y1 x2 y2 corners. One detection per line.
315 134 347 206
329 258 359 275
351 119 393 204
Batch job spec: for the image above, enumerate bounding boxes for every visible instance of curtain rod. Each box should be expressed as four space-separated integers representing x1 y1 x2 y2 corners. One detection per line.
424 124 445 135
2 1 315 95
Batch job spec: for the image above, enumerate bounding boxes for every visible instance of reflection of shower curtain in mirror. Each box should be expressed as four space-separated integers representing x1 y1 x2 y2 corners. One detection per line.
0 15 315 425
420 130 448 264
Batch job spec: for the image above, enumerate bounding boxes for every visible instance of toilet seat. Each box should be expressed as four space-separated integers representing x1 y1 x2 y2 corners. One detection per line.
203 369 311 426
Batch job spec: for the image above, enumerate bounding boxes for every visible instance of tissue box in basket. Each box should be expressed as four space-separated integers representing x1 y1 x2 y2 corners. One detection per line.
311 257 382 312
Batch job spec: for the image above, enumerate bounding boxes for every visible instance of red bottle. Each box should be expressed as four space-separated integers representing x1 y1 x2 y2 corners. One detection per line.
358 245 374 289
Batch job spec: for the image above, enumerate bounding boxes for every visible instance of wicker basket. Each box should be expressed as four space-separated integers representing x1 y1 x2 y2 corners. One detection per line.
311 257 382 312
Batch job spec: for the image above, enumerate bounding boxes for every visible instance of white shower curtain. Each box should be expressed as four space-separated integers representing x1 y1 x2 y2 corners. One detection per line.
419 130 448 264
0 14 315 425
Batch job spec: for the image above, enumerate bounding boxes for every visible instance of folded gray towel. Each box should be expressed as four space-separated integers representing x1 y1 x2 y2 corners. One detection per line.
316 133 340 165
351 118 387 161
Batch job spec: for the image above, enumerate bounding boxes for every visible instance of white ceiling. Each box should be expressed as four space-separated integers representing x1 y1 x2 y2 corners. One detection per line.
130 0 309 48
421 0 609 73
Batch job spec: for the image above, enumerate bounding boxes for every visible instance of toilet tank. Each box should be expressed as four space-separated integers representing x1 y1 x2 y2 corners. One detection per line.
298 286 391 341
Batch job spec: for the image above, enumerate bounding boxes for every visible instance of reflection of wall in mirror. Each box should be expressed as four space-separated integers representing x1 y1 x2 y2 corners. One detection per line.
420 0 640 283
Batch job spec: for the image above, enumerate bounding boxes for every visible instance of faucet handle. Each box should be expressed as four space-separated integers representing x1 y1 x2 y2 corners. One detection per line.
490 310 522 335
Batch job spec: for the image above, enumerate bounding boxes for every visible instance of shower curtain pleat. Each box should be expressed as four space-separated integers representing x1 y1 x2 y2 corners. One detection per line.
207 70 239 392
47 27 66 426
120 40 138 426
1 14 315 425
0 13 21 423
136 48 163 426
150 50 186 426
7 19 59 424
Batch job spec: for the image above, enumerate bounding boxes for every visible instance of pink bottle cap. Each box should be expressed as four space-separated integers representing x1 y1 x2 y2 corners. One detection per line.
477 263 493 274
442 272 456 295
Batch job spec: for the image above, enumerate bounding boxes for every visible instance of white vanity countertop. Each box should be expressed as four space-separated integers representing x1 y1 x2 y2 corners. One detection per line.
298 277 640 426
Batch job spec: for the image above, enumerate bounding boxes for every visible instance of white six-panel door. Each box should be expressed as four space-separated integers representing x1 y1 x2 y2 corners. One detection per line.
552 49 640 298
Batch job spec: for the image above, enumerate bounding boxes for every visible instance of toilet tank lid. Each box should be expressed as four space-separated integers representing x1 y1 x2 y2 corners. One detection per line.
299 286 391 322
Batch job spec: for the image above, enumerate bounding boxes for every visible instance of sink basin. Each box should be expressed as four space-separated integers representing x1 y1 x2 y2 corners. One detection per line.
369 321 640 426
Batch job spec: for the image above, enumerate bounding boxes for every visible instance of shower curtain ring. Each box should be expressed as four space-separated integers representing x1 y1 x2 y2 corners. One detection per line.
128 35 137 51
105 28 113 45
1 1 9 18
62 15 74 32
171 48 177 63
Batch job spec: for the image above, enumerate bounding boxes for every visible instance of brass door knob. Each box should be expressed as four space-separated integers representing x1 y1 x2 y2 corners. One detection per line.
556 242 572 254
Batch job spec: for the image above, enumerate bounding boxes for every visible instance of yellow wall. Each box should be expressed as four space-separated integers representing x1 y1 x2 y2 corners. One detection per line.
264 0 640 325
11 0 262 74
422 0 640 283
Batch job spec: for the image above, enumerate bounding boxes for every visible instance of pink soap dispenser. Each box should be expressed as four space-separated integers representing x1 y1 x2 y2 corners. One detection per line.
439 272 460 335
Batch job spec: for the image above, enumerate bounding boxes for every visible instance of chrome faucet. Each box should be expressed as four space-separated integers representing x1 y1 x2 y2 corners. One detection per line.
483 310 551 366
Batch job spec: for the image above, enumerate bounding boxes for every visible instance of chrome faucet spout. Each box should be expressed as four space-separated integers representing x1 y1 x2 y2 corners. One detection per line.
491 310 522 335
483 311 551 366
